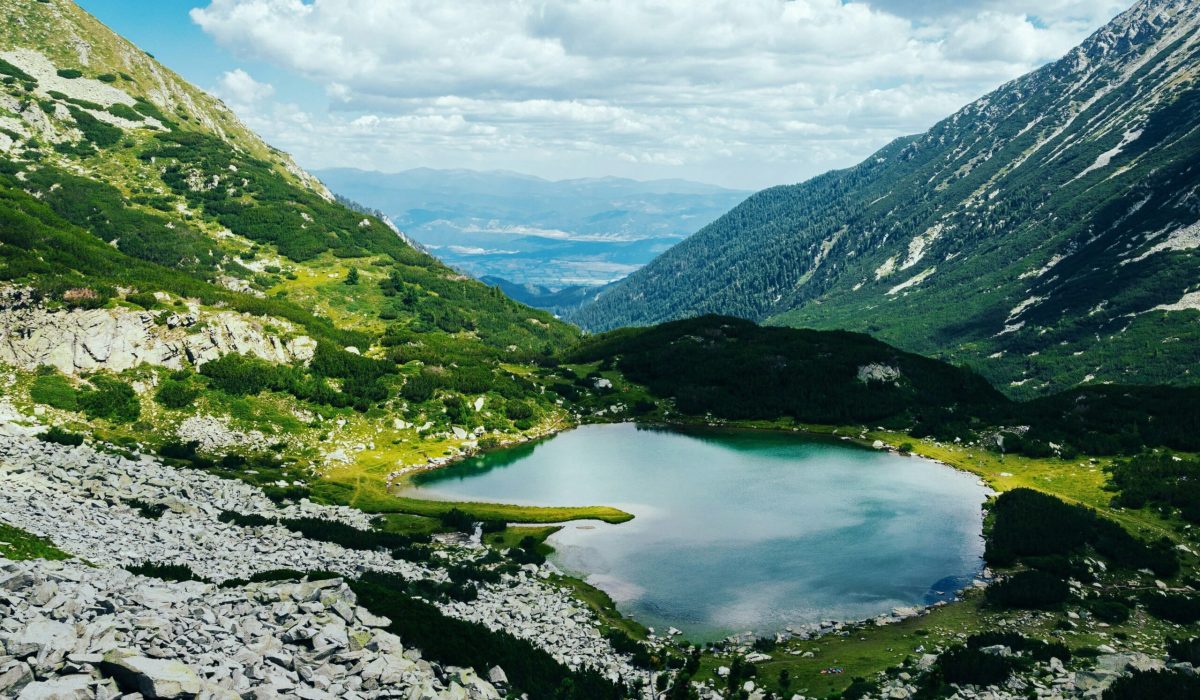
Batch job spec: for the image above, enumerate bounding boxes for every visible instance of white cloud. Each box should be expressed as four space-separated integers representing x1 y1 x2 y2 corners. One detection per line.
214 68 274 107
190 0 1129 188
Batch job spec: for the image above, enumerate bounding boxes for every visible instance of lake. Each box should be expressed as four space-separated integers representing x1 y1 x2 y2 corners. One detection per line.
403 423 988 640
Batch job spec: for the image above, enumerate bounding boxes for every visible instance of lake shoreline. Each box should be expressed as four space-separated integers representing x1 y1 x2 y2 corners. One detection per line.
400 421 991 642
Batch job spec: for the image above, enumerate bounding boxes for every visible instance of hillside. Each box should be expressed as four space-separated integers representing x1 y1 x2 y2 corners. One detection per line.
0 0 581 509
315 167 749 292
570 0 1200 397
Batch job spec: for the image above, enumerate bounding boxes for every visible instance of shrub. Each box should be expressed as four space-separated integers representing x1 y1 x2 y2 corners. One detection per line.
126 291 157 309
985 488 1178 577
159 440 201 462
220 569 340 589
124 498 168 520
439 508 475 533
937 646 1016 686
126 562 207 583
1143 593 1200 625
986 571 1070 610
505 401 535 420
200 353 294 396
1087 599 1132 624
78 376 140 422
154 379 200 409
1102 670 1200 699
30 371 78 410
966 632 1070 662
401 371 439 403
279 518 412 552
218 510 275 528
38 426 84 446
1166 637 1200 666
56 68 83 79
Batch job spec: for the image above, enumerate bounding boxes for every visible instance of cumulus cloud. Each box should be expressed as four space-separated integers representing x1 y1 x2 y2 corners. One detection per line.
190 0 1129 188
214 68 275 107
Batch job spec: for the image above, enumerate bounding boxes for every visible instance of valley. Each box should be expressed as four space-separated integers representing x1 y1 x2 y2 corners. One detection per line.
0 1 1198 699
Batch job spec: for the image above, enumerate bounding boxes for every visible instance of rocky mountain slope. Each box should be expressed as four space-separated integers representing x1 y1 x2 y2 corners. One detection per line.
0 420 641 699
0 0 583 505
570 0 1200 397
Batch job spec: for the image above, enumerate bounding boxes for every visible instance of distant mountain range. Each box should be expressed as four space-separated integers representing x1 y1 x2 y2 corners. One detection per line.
570 0 1200 397
315 167 749 305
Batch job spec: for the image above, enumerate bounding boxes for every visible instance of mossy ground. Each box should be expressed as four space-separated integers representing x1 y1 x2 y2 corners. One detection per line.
0 522 70 561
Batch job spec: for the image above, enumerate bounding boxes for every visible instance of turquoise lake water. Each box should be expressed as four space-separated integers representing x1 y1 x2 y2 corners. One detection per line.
404 423 988 640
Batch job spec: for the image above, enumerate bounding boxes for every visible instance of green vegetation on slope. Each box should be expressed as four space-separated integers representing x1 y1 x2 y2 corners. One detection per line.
570 1 1200 397
569 315 1200 458
0 522 69 561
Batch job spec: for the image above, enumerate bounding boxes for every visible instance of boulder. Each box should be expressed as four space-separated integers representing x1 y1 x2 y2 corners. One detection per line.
0 662 34 695
15 674 92 700
100 650 202 698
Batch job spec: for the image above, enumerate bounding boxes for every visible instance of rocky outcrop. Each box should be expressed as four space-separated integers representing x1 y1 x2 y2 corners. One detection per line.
0 557 500 699
0 424 643 687
0 289 316 374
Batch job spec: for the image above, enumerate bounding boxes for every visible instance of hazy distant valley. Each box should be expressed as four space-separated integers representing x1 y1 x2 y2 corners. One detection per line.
317 167 748 310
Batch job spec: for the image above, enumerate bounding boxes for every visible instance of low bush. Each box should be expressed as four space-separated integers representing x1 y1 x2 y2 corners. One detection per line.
125 562 207 583
1102 670 1200 699
78 376 140 422
1087 598 1132 624
279 518 412 552
155 379 200 409
1166 637 1200 666
30 371 78 410
985 488 1178 577
937 646 1016 685
218 510 275 528
1143 593 1200 625
125 291 157 309
38 426 84 446
123 498 168 520
985 571 1070 610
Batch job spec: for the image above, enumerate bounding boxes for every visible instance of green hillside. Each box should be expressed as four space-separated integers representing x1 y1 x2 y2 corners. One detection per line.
570 0 1200 398
0 0 581 516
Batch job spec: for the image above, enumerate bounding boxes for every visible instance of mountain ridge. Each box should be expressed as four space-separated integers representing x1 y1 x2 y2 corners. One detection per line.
569 0 1200 397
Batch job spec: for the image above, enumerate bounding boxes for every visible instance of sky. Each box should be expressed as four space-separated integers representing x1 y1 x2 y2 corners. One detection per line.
75 0 1131 190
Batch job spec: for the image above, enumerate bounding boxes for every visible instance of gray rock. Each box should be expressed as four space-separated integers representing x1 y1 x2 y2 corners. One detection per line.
101 651 202 699
15 674 92 700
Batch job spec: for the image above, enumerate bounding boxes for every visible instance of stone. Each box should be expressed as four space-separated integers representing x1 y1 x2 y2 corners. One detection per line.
15 674 92 700
101 651 202 699
0 662 34 695
15 619 76 655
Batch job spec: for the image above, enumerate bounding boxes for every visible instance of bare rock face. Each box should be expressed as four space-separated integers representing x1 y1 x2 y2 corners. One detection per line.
0 289 316 374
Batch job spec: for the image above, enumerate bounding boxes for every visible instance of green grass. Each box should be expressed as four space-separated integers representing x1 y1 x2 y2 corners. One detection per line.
0 523 69 561
374 512 444 538
484 525 562 550
698 596 987 699
864 429 1181 542
371 496 633 525
556 574 650 642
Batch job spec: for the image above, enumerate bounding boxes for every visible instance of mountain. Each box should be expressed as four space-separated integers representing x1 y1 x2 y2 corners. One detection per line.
314 167 749 292
0 0 579 508
478 276 607 317
570 0 1200 398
